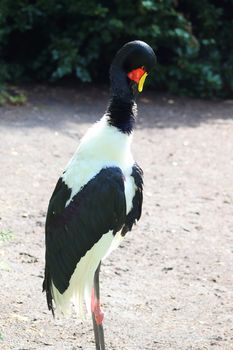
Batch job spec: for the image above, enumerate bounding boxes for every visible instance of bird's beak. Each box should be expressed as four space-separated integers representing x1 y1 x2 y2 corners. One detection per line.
127 67 148 93
138 72 148 92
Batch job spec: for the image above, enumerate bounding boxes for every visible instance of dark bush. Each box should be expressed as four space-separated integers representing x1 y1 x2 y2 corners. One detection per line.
0 0 232 97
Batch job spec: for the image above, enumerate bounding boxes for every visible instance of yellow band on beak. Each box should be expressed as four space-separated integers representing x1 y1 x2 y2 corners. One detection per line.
138 72 148 92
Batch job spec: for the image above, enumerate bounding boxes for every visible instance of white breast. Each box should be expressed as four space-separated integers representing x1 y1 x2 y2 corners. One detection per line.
62 115 135 208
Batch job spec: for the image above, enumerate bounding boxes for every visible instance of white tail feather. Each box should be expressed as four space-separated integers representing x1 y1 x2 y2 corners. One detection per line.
52 231 114 318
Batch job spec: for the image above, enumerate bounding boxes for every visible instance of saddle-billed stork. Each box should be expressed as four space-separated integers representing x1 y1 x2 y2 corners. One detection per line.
43 40 156 349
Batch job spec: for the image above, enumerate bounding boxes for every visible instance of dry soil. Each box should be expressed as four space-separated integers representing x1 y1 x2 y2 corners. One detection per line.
0 85 233 350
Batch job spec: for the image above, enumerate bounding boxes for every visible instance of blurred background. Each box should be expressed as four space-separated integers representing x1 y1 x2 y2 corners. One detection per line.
0 0 232 100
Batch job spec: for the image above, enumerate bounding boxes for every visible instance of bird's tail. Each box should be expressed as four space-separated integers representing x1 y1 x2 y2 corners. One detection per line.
50 232 114 318
42 265 55 317
50 252 94 319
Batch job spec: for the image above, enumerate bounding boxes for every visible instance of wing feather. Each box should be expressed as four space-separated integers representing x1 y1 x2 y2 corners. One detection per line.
43 167 126 311
121 163 143 236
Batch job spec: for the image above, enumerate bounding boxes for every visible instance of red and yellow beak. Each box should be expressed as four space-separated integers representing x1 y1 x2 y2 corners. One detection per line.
127 67 148 92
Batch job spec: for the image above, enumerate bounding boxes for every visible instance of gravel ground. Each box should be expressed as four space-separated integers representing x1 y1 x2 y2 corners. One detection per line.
0 85 233 350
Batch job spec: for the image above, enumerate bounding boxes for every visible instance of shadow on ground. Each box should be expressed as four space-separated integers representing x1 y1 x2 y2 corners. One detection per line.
1 85 233 131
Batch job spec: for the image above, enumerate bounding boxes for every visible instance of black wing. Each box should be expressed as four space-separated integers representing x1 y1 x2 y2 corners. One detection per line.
43 167 126 313
121 163 143 236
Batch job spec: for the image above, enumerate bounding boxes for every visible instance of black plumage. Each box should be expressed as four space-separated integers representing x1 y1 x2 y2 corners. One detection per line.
43 165 143 313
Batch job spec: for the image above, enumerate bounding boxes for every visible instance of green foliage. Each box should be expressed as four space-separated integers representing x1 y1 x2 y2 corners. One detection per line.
0 86 27 106
0 229 14 242
0 0 232 97
0 229 13 273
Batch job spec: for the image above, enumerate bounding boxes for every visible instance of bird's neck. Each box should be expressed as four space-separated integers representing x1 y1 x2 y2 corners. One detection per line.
106 65 137 134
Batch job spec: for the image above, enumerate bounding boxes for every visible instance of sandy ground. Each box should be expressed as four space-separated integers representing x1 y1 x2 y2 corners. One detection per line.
0 85 233 350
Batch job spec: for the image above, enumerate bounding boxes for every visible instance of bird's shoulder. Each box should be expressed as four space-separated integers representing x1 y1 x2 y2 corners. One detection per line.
131 163 143 185
121 163 143 236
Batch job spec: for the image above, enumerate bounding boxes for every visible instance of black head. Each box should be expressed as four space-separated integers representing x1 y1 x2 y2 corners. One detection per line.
112 40 156 74
107 41 156 133
110 40 156 96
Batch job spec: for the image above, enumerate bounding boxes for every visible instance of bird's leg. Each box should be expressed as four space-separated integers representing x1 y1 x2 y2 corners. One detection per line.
92 310 100 350
91 263 105 350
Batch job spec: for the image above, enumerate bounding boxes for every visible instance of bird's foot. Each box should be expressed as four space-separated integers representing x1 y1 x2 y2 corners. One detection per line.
91 288 104 325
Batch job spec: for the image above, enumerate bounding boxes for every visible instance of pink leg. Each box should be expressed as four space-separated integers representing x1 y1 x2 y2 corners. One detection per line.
91 288 104 325
91 263 105 350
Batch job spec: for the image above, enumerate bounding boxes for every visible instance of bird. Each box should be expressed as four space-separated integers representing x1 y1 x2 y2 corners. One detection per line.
43 40 156 350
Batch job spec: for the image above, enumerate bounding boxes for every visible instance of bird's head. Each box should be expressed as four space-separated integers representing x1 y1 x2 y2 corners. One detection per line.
110 40 156 99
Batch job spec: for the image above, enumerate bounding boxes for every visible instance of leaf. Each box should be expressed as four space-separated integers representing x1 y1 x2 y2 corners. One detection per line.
0 229 13 242
0 261 11 271
76 66 91 82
